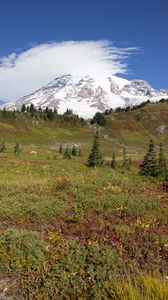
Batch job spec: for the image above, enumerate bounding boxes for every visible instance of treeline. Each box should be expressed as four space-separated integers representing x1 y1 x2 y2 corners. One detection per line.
1 97 168 127
91 98 168 126
104 99 151 115
0 104 86 126
87 131 168 180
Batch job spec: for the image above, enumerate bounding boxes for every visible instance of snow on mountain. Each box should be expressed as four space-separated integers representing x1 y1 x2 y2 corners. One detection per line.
3 74 168 118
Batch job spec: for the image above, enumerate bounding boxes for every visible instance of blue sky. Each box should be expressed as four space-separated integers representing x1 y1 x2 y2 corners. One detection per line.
0 0 168 100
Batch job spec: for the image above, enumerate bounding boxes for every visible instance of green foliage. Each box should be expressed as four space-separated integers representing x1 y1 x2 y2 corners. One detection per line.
14 143 21 156
47 108 54 120
0 229 46 271
121 147 132 170
10 233 121 299
21 104 26 112
0 141 6 153
67 210 84 223
140 140 158 176
63 108 73 116
2 107 7 117
111 151 117 169
63 146 72 159
0 152 167 298
0 101 167 298
0 103 86 126
1 228 167 299
72 145 78 156
29 103 35 113
93 112 107 126
88 130 103 167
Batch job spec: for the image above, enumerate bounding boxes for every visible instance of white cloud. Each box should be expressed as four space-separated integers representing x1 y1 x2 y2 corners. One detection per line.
0 40 137 101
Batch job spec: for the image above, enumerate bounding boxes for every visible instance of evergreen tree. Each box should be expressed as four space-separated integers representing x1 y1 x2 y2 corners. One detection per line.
47 109 54 120
122 147 132 170
63 147 71 159
59 143 63 154
2 108 7 117
26 106 30 113
21 104 26 112
88 130 103 167
72 146 78 156
38 106 42 113
93 112 106 126
14 143 21 157
64 108 73 116
0 141 6 153
139 140 158 176
45 106 49 114
158 143 167 176
38 106 43 119
111 152 117 169
30 103 35 113
29 103 36 117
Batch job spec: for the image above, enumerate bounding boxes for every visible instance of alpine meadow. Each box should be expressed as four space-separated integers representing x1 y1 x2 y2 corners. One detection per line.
0 100 167 299
0 0 168 298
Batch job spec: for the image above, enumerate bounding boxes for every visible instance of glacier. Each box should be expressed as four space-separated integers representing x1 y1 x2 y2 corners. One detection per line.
3 74 168 118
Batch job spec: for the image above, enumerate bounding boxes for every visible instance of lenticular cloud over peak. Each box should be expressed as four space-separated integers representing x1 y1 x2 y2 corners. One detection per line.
0 40 136 101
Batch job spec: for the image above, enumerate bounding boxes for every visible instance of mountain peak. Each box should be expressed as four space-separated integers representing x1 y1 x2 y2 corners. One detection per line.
42 74 71 90
2 74 168 118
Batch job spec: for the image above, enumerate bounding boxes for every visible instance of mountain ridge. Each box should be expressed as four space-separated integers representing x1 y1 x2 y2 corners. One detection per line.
3 74 168 118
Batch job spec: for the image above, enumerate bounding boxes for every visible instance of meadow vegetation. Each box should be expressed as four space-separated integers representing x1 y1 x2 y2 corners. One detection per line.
0 101 167 299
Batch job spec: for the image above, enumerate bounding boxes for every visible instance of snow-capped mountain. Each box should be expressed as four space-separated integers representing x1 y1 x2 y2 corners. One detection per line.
3 74 168 118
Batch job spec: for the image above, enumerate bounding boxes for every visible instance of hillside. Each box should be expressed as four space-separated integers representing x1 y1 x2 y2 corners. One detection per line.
0 101 167 157
105 102 168 147
0 101 168 299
